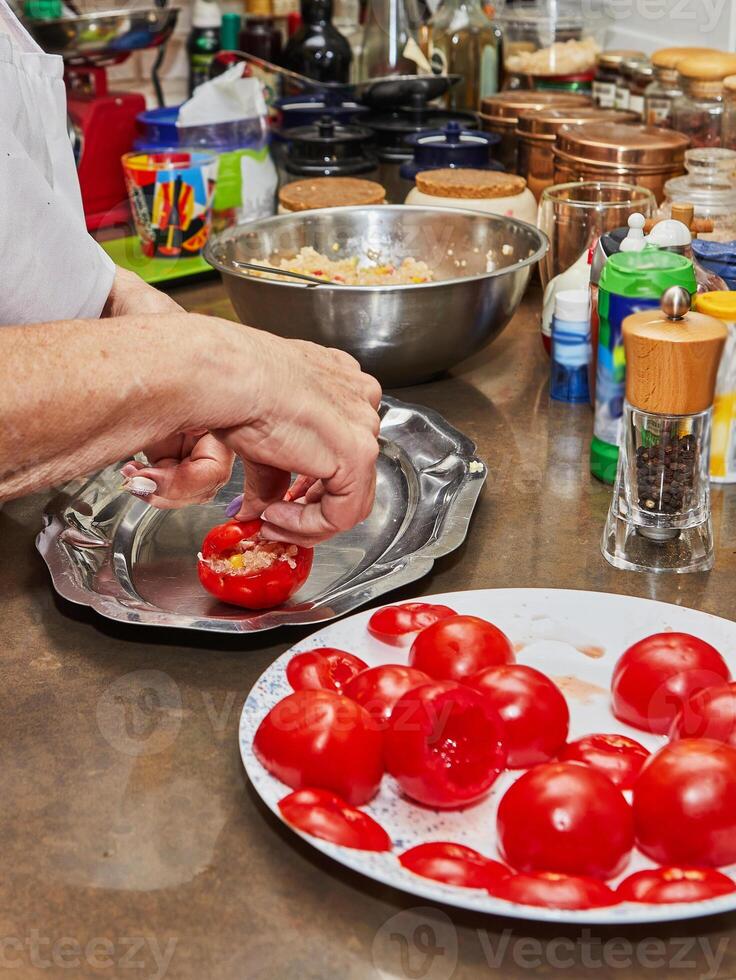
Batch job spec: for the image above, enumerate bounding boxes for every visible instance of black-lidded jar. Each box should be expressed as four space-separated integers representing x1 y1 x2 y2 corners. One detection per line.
281 115 378 182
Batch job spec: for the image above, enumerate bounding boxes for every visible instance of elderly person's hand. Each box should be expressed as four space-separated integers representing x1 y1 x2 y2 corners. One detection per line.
103 266 184 317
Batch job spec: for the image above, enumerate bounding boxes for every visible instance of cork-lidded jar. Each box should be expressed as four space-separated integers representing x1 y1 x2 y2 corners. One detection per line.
278 177 386 213
670 52 736 148
405 168 537 224
644 46 714 127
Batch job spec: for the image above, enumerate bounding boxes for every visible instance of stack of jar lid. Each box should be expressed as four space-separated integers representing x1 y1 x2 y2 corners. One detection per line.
552 122 690 202
281 115 378 180
479 91 591 173
516 106 638 199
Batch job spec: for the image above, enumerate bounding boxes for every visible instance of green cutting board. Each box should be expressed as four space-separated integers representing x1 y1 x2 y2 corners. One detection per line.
101 236 216 285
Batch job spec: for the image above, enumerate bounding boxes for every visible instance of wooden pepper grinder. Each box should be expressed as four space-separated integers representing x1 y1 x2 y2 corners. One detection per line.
602 286 727 574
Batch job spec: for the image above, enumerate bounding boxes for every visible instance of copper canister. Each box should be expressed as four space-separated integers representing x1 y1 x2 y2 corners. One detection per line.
516 107 638 199
479 91 591 173
553 122 690 202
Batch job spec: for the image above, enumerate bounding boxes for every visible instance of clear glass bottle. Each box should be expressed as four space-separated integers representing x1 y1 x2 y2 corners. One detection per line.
428 0 501 110
333 0 363 82
360 0 423 80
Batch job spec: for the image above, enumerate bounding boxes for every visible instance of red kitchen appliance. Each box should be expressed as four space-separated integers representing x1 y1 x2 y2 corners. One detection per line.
27 5 179 230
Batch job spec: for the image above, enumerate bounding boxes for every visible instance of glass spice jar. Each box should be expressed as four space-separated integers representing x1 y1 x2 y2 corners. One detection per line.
723 75 736 150
661 147 736 242
627 59 654 120
670 53 736 149
644 47 712 128
593 49 644 109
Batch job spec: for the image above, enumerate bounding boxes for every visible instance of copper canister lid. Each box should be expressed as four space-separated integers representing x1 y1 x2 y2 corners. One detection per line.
516 107 637 139
557 123 690 169
479 91 590 122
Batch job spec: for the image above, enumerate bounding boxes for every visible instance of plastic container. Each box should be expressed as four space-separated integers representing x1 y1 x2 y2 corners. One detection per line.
399 123 502 184
550 289 591 403
591 249 697 484
404 167 537 224
661 148 736 243
497 0 606 81
695 291 736 483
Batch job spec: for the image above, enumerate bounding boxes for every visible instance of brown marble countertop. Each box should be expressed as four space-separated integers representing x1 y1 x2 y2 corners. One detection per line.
3 279 736 980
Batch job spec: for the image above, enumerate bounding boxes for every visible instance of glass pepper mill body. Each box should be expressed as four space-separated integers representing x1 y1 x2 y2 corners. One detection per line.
602 286 727 573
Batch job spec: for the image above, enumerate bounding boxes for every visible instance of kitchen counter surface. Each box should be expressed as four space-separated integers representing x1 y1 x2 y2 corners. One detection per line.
3 277 736 980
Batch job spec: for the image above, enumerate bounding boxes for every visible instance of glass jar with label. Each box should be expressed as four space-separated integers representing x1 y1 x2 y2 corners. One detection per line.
723 75 736 150
593 50 644 109
670 53 736 149
626 59 654 119
644 47 711 128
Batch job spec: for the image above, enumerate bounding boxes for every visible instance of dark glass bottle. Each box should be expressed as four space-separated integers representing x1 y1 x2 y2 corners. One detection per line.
283 0 352 84
239 0 283 64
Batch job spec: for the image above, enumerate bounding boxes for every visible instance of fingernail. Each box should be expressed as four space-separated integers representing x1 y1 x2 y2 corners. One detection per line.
226 495 243 518
123 476 157 497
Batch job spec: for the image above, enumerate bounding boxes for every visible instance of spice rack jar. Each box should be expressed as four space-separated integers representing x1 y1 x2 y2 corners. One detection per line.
670 52 736 149
644 46 713 128
593 50 645 108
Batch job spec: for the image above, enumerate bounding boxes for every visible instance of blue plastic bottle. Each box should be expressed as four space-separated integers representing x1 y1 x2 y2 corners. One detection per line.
551 289 591 404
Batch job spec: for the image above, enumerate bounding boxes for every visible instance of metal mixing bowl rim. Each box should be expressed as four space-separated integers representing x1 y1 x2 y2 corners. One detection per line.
204 205 549 292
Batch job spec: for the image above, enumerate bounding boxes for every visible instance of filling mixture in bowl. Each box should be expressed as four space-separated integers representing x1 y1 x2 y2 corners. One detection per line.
256 246 433 285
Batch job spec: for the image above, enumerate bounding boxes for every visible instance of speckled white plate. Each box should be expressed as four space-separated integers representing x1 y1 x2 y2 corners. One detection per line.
239 588 736 924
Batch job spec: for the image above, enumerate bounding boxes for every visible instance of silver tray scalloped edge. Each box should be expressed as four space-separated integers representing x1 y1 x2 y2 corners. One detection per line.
36 397 486 633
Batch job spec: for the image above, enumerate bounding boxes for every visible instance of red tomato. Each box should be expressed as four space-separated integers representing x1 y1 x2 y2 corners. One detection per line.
252 689 384 806
198 519 313 610
399 842 510 890
409 615 515 683
278 788 391 851
343 665 432 725
632 738 736 867
286 648 368 695
490 872 620 910
384 681 507 808
611 632 730 735
497 762 634 880
367 602 457 646
617 866 736 904
670 683 736 746
559 733 650 791
468 665 569 768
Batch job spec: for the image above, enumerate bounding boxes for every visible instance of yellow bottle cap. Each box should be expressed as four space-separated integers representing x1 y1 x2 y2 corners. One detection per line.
695 292 736 321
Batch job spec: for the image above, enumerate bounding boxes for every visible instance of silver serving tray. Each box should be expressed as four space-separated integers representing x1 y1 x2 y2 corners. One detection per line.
36 397 486 633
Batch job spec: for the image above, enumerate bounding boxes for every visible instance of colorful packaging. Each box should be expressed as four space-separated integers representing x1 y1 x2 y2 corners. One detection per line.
122 151 218 258
695 291 736 483
591 249 697 483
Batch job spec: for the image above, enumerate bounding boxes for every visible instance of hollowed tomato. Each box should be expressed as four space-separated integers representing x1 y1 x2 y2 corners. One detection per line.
559 733 650 791
198 519 313 609
287 648 368 695
278 788 391 851
384 681 507 808
409 615 515 683
670 683 736 746
617 866 736 904
252 689 384 806
497 762 634 880
490 872 620 910
611 632 730 735
367 602 457 646
469 665 569 768
399 842 510 890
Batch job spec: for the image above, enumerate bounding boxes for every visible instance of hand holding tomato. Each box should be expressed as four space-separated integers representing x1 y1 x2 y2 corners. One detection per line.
409 615 514 683
253 689 384 805
198 518 313 609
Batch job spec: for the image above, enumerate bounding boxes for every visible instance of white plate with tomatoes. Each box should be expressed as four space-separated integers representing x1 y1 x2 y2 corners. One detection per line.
239 588 736 924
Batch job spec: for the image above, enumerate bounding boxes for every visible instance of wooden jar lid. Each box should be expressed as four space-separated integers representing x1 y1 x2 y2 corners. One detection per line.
651 47 716 70
623 309 727 414
415 168 527 199
279 177 386 212
677 52 736 81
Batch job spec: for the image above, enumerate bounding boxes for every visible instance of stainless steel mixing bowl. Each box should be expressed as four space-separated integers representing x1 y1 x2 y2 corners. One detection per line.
205 206 548 386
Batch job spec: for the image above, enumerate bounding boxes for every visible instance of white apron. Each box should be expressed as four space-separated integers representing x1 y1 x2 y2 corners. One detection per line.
0 0 114 323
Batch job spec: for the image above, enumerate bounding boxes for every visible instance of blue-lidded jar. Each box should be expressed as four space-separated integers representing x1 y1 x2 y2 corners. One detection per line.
551 289 591 404
399 122 504 183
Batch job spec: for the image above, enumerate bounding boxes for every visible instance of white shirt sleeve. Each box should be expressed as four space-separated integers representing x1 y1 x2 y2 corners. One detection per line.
0 21 115 325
